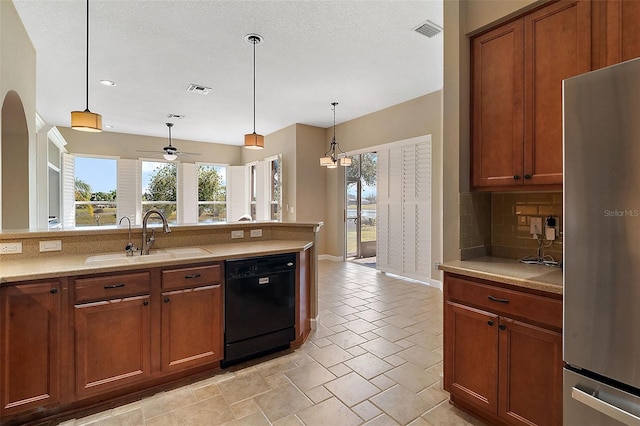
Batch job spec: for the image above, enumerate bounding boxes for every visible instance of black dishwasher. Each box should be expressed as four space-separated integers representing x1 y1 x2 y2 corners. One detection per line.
223 253 296 366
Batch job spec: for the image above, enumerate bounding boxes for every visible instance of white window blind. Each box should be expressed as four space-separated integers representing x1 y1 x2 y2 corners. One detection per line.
117 159 141 225
376 138 432 282
61 153 75 228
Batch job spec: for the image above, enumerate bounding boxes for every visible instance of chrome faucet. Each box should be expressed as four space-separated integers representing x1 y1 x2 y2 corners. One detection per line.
141 209 171 255
118 216 138 256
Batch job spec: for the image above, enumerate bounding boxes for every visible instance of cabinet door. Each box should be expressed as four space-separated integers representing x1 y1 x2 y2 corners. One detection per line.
74 295 151 398
523 0 591 185
605 0 640 66
161 285 222 373
498 317 563 426
472 19 525 188
444 301 499 414
1 282 61 415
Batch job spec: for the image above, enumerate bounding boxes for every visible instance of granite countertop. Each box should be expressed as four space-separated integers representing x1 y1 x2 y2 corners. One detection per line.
0 240 313 284
439 256 563 295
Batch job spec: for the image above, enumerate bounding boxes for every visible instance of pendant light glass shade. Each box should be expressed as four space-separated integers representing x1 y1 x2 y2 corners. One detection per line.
320 102 351 168
244 132 264 150
71 0 102 132
244 34 264 149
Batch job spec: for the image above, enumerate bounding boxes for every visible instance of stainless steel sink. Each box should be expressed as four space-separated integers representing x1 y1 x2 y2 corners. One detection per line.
84 247 210 266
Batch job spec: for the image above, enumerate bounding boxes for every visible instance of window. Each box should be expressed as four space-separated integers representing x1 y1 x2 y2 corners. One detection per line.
142 161 177 223
270 156 282 221
198 164 226 223
250 163 257 220
74 156 117 227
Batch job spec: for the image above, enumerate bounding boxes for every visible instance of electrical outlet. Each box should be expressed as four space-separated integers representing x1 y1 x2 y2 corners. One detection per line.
231 230 244 239
250 229 263 238
1 242 22 254
39 240 62 252
530 217 543 235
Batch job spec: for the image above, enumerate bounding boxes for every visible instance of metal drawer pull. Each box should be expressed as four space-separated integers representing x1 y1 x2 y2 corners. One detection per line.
572 387 640 426
104 283 125 289
488 295 509 304
50 288 58 294
185 274 201 279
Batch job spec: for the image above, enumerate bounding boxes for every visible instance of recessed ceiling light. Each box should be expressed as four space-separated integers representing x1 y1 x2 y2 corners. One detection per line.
104 124 113 129
100 79 116 86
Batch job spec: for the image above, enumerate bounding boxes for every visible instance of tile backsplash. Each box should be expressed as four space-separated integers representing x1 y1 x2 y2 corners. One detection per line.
459 192 563 261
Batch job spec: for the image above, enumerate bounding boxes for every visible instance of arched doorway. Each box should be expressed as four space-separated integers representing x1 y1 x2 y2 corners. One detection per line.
2 90 30 229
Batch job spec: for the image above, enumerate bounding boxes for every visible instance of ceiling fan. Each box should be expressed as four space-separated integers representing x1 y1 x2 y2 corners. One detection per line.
137 123 201 161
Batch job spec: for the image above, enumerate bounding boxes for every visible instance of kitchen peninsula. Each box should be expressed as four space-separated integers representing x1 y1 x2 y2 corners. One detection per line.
0 221 321 426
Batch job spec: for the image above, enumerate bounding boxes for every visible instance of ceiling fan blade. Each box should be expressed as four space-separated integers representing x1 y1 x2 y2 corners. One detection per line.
176 151 202 156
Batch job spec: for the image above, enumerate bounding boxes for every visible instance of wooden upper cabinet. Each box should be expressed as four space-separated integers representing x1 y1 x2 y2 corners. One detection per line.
471 0 591 189
472 20 524 188
524 0 591 186
603 0 640 66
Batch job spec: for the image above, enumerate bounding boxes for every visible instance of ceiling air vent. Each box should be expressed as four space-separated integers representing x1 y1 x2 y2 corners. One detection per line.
167 114 185 119
186 84 212 95
413 20 443 38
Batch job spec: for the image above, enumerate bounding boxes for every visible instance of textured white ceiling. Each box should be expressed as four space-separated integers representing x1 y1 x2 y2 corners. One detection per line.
13 0 443 145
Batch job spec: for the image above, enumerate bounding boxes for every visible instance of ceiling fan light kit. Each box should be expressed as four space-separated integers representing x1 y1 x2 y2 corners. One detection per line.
244 34 264 150
71 0 102 132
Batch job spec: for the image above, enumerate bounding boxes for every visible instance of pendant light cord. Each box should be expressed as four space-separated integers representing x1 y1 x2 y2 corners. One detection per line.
252 37 256 133
84 0 90 112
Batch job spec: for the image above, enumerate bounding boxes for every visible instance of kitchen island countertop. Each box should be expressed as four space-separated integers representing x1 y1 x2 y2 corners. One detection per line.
439 256 563 295
0 240 313 284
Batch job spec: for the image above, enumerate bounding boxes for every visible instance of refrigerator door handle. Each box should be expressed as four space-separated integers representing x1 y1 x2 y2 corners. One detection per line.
572 387 640 426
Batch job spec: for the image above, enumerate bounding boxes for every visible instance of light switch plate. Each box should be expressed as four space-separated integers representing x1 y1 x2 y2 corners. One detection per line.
231 230 244 239
39 240 62 252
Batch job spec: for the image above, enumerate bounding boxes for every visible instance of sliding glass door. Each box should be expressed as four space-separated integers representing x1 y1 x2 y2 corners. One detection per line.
345 153 377 259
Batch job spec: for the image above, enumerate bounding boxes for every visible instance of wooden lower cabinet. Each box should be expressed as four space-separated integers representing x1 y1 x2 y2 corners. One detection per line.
444 273 562 426
74 295 151 398
161 284 222 372
0 280 62 417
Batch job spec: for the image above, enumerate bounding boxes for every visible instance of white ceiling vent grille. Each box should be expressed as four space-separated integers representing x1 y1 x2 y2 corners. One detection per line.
186 84 212 95
413 20 443 38
167 113 185 119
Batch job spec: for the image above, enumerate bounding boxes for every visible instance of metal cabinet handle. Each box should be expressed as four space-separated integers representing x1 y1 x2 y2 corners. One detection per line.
513 175 521 180
499 324 506 330
184 274 201 279
164 297 170 303
50 288 58 294
524 174 532 179
572 387 640 426
143 300 149 306
487 320 494 326
104 283 125 289
488 295 509 304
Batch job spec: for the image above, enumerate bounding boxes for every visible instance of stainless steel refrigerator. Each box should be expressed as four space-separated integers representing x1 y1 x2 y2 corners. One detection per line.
564 57 640 425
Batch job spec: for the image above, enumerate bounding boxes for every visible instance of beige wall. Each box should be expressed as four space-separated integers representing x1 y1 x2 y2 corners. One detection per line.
61 127 242 165
0 1 36 230
442 0 540 263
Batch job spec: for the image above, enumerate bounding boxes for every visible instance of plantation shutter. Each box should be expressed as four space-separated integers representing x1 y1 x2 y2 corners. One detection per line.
227 165 250 221
254 160 270 221
178 162 198 224
61 153 75 229
376 137 431 282
117 159 141 225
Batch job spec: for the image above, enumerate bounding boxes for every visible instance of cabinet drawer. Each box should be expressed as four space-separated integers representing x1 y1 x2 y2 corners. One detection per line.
162 264 221 290
75 272 151 303
445 275 562 329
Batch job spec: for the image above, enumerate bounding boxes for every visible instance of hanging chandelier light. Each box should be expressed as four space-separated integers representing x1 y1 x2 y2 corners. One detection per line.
244 34 264 149
320 102 352 168
71 0 102 132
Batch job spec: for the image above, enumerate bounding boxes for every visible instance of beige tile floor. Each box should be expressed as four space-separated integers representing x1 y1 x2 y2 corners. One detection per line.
61 260 488 426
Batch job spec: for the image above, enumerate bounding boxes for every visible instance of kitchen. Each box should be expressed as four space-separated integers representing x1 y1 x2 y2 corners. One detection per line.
2 0 640 425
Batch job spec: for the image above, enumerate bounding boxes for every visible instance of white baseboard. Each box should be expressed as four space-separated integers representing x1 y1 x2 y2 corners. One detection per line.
430 279 443 291
318 254 344 262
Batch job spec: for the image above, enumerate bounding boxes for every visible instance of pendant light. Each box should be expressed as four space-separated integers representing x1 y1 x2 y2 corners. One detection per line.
320 102 352 167
244 34 264 149
71 0 102 132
